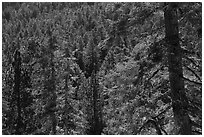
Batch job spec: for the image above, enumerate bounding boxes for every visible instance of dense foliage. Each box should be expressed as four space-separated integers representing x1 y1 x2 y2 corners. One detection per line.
2 2 202 135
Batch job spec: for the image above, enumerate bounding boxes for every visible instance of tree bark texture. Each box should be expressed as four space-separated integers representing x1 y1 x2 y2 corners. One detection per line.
91 72 103 135
50 47 57 135
164 3 192 135
13 50 22 134
43 36 57 135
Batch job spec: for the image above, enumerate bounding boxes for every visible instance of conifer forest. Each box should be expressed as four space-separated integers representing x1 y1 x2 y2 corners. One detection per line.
2 2 202 135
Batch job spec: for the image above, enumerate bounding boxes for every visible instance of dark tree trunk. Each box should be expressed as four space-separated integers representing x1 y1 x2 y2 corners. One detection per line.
50 42 57 135
90 72 102 135
64 74 70 134
164 3 192 135
42 35 57 135
13 50 22 135
86 37 104 135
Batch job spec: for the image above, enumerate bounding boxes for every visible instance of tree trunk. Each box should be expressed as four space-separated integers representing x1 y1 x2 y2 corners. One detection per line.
164 3 192 135
86 37 103 135
64 74 70 134
50 51 57 135
91 72 102 135
43 35 57 135
13 50 22 135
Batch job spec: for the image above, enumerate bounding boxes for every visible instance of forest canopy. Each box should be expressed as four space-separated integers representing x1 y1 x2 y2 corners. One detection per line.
2 2 202 135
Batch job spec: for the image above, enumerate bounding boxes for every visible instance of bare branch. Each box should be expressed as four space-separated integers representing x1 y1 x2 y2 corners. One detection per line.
178 5 201 24
148 65 164 81
183 56 200 68
161 128 168 135
138 119 162 135
153 105 171 119
192 130 202 135
188 98 202 108
182 76 202 86
191 120 202 129
183 64 201 82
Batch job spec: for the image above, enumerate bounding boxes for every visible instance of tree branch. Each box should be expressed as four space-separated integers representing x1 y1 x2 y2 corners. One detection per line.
138 119 162 135
183 56 200 68
138 105 171 135
153 105 171 119
183 64 201 82
73 36 115 78
147 65 164 81
178 4 201 24
98 36 115 69
192 130 202 135
191 120 202 129
182 76 202 86
188 98 202 108
181 46 196 55
161 128 168 135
